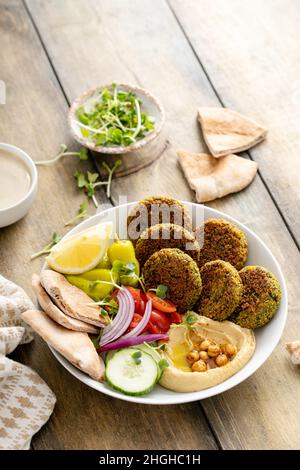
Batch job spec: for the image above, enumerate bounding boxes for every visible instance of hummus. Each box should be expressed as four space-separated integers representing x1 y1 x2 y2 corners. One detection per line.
159 315 255 392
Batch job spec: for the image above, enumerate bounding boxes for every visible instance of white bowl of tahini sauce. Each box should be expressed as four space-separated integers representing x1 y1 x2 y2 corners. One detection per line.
0 143 38 227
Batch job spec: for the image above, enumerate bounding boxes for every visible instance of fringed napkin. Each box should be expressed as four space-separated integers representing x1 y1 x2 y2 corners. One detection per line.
0 275 56 450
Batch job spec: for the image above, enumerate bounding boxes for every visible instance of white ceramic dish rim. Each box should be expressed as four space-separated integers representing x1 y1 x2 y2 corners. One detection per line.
0 142 38 212
46 201 288 405
68 83 166 154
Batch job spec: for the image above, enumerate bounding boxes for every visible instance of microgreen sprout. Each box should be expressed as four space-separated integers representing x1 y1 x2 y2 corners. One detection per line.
75 83 155 147
185 312 198 326
35 144 88 166
158 359 169 372
131 350 142 365
111 260 146 292
64 200 89 227
101 160 122 198
74 160 121 207
30 232 61 260
92 297 119 317
149 284 168 299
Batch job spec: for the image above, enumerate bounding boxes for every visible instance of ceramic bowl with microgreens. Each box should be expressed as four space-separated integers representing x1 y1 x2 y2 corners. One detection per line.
68 83 165 155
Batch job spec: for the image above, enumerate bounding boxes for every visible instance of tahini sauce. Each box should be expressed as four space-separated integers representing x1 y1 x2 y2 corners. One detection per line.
0 149 31 210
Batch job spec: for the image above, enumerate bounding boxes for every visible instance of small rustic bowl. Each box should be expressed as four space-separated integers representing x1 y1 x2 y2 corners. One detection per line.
0 143 38 228
68 83 165 157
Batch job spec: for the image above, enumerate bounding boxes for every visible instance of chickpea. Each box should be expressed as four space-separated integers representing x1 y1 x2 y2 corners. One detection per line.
208 344 221 357
190 332 203 344
215 354 229 367
192 359 207 372
198 350 209 361
222 343 237 358
206 358 217 369
199 339 211 351
186 350 200 363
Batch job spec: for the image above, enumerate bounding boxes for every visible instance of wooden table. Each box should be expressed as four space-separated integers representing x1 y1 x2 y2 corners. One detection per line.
1 0 300 450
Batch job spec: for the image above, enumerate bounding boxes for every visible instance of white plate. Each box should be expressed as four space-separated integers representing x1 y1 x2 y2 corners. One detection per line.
47 202 288 405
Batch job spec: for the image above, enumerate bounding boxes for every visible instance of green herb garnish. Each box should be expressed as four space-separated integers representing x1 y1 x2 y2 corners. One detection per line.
74 160 121 207
35 144 88 166
111 260 146 292
158 359 169 373
149 284 168 299
185 312 198 326
75 83 155 147
30 232 61 260
132 350 142 365
64 200 89 227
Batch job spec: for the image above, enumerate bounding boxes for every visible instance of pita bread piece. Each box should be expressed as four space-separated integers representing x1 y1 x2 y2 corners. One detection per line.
22 309 105 381
178 150 257 202
40 270 108 328
198 107 267 158
32 274 99 334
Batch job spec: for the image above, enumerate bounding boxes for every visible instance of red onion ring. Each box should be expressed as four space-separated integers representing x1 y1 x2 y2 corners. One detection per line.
100 288 134 346
121 299 152 339
98 333 168 353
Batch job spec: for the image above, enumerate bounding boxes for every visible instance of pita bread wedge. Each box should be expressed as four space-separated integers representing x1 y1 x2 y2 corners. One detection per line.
198 107 267 158
178 150 257 202
40 270 108 328
32 274 99 334
21 309 105 381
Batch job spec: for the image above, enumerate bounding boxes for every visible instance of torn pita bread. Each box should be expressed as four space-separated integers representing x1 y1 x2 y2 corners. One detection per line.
22 309 105 381
40 270 108 328
198 107 267 158
178 150 258 202
32 274 99 334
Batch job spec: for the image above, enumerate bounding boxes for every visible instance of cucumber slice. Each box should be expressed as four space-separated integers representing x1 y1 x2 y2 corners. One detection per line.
135 343 165 382
105 348 158 396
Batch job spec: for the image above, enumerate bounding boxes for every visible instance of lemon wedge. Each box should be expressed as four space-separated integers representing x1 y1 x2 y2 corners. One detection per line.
46 221 113 274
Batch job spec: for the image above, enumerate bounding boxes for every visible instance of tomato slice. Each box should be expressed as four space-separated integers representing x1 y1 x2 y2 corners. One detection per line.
149 309 171 333
128 313 143 331
169 312 182 324
138 298 146 316
126 286 142 313
146 291 177 313
146 321 162 334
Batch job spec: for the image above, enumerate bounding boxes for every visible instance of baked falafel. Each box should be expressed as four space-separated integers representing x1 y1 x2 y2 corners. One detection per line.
231 266 281 329
127 196 192 244
197 260 243 321
195 218 248 270
135 223 200 267
143 248 202 312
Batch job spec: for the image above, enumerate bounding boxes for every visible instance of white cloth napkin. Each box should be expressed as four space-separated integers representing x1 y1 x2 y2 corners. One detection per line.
0 275 56 450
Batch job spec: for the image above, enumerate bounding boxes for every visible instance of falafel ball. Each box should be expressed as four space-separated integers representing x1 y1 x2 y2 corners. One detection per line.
195 218 248 270
135 223 200 267
231 266 281 329
143 248 202 312
197 260 243 321
127 196 192 244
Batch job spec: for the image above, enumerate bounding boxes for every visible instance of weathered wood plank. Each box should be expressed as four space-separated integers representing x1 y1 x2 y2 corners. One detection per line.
25 0 300 449
0 0 217 450
169 0 300 246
